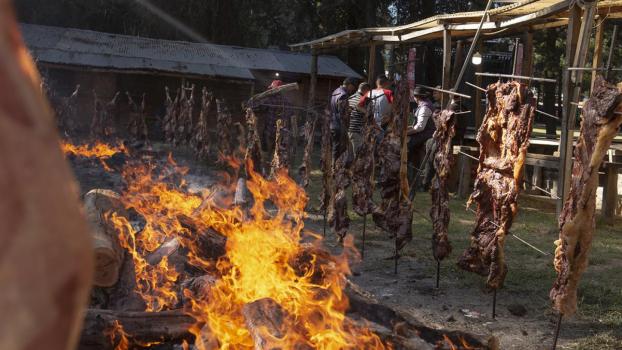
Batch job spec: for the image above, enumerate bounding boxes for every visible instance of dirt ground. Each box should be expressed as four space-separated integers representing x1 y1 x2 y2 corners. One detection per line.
69 142 622 350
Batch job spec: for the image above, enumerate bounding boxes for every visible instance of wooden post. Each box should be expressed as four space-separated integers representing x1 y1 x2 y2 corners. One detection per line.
442 28 453 107
458 151 472 199
591 17 605 92
452 40 464 85
558 3 597 214
368 42 377 84
307 50 318 117
474 41 484 129
523 31 534 77
602 164 619 220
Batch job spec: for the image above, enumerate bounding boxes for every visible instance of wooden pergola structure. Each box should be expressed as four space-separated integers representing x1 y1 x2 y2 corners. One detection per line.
291 0 622 216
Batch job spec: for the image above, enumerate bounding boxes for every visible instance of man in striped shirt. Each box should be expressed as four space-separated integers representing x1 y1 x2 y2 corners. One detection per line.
348 82 371 157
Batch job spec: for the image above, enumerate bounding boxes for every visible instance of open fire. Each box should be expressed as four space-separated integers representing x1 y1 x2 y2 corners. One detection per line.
104 153 388 349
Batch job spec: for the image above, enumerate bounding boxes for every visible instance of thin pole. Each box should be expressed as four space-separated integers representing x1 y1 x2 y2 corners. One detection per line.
552 313 563 349
449 0 495 107
362 214 367 259
323 206 327 237
606 25 618 80
394 237 398 275
492 289 497 319
435 260 441 289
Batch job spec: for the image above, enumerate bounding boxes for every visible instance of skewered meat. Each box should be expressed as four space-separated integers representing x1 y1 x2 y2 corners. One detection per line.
126 92 149 144
298 117 317 188
372 82 413 251
319 109 333 213
45 83 80 135
372 124 408 244
192 88 214 161
457 81 535 289
351 107 379 216
216 98 233 159
163 86 180 144
551 77 622 316
429 110 455 261
91 91 120 139
330 150 352 242
270 118 291 177
175 84 195 146
244 108 263 174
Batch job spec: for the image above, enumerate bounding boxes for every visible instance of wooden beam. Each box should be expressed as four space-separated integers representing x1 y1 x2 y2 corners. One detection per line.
591 17 605 91
307 51 318 119
558 3 596 214
474 41 484 129
368 42 377 84
442 29 452 106
452 40 464 85
523 30 534 77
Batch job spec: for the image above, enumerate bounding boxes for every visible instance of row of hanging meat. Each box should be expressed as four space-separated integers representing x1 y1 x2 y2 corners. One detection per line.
317 77 622 319
44 82 149 143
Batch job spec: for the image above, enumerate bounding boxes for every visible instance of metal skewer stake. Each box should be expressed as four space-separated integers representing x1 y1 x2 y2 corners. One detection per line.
492 289 497 319
435 260 441 289
322 206 327 237
416 84 473 99
475 72 557 83
466 81 487 92
362 214 367 259
552 313 563 349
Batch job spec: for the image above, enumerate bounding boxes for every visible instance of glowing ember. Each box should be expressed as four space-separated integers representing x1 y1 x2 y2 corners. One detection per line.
107 157 389 349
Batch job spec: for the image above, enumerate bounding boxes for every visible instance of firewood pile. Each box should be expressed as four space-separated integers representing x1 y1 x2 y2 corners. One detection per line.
74 153 497 350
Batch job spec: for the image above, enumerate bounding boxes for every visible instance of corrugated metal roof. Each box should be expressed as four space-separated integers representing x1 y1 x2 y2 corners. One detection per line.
21 23 361 80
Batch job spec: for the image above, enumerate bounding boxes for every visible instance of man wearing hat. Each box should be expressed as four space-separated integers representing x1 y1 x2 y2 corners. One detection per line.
407 86 436 187
330 77 358 161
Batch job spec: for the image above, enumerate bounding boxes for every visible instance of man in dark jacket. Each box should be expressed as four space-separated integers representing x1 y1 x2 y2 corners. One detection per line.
407 86 436 188
330 77 358 161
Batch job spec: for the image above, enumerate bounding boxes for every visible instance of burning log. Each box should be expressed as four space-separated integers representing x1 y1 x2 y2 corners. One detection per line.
79 309 196 350
176 213 227 261
0 5 93 349
126 92 149 144
345 281 499 350
242 298 312 350
84 189 127 287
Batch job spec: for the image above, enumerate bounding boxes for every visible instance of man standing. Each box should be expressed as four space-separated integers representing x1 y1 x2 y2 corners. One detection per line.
407 86 436 188
347 82 371 157
330 77 358 161
359 75 394 130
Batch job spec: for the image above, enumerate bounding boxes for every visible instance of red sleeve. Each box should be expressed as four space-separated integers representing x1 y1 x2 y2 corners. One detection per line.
384 89 394 103
358 95 368 107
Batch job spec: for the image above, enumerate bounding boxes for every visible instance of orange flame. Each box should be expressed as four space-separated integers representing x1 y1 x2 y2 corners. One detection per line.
107 156 388 348
105 320 129 350
60 140 127 171
61 140 127 158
